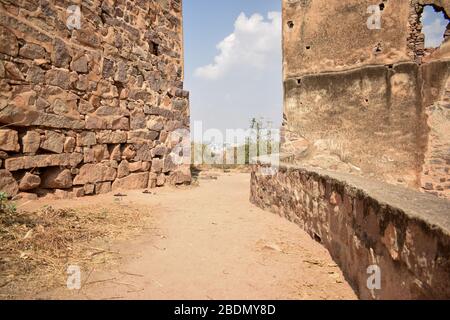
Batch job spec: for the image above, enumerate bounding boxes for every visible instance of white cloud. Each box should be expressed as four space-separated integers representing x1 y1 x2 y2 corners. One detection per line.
194 11 281 80
422 8 448 48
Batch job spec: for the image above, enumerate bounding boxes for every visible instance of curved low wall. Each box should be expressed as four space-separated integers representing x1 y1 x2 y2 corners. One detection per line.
250 161 450 299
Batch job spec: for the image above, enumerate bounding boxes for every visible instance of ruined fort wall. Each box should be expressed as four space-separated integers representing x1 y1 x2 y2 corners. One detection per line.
251 160 450 299
0 0 191 199
282 0 412 78
282 0 450 198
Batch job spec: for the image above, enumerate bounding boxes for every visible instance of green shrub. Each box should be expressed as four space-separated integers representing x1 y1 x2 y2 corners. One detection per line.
0 191 17 215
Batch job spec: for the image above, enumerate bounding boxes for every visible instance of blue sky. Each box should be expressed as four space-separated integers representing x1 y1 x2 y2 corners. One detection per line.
422 6 449 48
183 0 282 141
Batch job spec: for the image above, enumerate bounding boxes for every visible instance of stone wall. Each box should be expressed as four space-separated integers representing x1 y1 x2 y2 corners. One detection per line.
0 0 191 200
250 160 450 299
281 0 450 198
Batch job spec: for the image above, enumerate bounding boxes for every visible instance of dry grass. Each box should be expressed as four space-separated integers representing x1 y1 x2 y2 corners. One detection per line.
0 200 153 299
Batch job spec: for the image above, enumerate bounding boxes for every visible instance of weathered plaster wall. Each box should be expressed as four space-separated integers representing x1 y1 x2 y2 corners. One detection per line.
282 0 450 198
251 160 450 299
282 0 411 78
0 0 191 200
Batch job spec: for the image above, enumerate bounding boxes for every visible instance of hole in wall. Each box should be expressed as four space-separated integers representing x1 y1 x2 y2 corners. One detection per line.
149 41 160 56
287 21 294 29
297 79 302 85
313 233 322 243
379 3 385 11
420 5 449 48
305 45 311 50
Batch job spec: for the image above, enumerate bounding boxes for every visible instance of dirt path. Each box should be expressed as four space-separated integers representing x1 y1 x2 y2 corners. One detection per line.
29 173 356 300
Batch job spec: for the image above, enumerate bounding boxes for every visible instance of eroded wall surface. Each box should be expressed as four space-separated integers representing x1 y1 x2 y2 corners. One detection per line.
0 0 191 199
282 0 450 198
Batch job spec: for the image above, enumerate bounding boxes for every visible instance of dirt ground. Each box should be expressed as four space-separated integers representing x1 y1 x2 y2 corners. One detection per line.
16 172 356 300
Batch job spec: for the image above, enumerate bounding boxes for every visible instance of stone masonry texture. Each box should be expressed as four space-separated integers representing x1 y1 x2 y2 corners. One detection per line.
281 0 450 198
251 160 450 299
0 0 191 199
